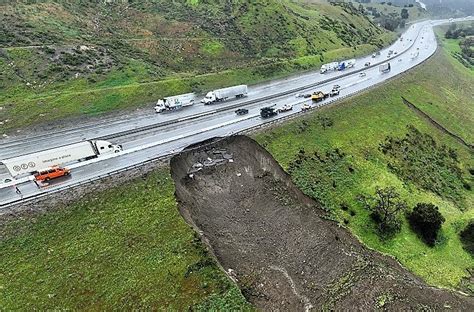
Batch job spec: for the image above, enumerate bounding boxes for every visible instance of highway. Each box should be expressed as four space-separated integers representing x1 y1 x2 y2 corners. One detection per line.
0 18 471 208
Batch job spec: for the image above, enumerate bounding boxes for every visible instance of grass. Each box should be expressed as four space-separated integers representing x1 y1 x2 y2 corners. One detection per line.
0 168 251 310
254 48 474 290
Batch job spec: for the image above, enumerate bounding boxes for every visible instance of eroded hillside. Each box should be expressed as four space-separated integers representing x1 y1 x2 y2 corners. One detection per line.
171 135 473 310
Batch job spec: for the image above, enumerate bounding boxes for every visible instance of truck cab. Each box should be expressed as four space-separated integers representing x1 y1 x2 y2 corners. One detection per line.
203 92 216 104
95 140 122 155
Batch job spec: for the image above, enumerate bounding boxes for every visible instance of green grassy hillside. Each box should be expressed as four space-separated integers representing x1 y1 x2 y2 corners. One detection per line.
0 168 251 310
254 45 473 290
0 0 395 133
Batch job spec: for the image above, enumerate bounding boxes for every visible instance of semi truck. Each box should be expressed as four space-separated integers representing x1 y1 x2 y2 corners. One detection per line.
202 85 248 105
154 93 195 113
1 140 122 178
337 59 356 71
320 62 339 74
379 62 391 73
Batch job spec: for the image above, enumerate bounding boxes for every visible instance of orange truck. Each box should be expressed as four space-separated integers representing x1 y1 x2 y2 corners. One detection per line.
34 166 70 182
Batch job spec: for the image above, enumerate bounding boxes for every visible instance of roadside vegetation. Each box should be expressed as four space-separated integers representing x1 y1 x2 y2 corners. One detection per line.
254 47 473 290
0 0 395 133
0 168 250 310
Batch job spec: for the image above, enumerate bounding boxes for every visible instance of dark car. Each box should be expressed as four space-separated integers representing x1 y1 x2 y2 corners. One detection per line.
235 108 249 115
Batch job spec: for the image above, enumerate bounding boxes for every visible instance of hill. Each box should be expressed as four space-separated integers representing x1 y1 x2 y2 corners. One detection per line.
255 36 474 291
0 0 395 133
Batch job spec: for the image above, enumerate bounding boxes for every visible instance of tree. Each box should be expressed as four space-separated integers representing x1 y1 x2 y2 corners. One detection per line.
460 221 474 256
401 8 409 19
363 187 407 237
408 203 445 246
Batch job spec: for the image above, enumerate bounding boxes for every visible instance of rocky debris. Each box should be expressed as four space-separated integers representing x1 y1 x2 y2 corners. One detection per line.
187 148 233 177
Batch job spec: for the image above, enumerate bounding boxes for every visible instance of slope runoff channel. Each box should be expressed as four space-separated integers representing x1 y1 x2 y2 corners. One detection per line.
0 19 426 152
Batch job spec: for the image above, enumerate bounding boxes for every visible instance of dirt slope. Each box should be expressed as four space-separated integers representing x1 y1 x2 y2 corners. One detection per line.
170 135 473 310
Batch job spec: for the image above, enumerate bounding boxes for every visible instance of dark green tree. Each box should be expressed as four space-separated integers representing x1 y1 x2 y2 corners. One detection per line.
408 203 445 246
460 221 474 256
401 8 409 19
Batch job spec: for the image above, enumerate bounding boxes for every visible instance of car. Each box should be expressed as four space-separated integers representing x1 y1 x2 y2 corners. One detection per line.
332 84 341 90
364 62 371 67
235 108 249 115
301 103 312 112
398 58 402 62
372 53 377 58
277 104 293 113
394 51 398 55
359 72 366 77
34 166 70 182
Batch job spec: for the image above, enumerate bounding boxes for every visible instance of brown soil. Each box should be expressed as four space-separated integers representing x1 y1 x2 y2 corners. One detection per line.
171 135 474 311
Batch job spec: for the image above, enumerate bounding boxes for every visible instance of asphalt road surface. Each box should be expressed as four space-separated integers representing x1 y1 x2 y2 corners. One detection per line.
0 18 471 207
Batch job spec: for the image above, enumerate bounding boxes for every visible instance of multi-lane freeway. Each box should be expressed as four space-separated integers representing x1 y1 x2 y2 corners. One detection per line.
0 17 471 207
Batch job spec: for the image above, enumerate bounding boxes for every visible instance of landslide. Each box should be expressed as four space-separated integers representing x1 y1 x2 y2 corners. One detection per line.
170 135 474 310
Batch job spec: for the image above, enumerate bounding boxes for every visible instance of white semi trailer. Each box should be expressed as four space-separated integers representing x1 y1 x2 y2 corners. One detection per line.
379 62 391 73
320 62 339 74
1 140 122 178
202 85 248 105
154 93 196 113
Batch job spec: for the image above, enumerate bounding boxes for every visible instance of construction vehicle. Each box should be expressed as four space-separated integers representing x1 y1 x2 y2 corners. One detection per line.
320 62 339 74
202 85 248 104
379 62 391 73
1 140 122 178
154 93 195 113
277 104 293 113
311 91 329 102
260 106 278 119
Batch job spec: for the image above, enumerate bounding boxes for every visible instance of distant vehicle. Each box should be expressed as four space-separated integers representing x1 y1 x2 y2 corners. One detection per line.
154 93 195 113
311 91 329 102
296 93 312 98
398 58 402 62
277 104 293 113
359 72 366 77
202 85 248 104
333 84 341 90
1 140 122 178
320 62 339 74
372 53 377 58
379 62 391 73
337 59 356 71
301 103 312 112
364 62 371 67
394 51 398 55
235 108 249 115
411 52 419 60
260 106 278 119
34 166 70 182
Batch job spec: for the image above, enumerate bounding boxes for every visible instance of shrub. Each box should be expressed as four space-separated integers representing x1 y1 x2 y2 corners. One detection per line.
460 221 474 256
408 203 445 246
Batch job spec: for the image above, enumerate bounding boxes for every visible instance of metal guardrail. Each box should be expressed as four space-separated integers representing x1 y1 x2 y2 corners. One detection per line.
0 23 430 210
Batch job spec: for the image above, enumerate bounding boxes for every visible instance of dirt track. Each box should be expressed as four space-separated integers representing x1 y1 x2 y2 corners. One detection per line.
171 135 474 310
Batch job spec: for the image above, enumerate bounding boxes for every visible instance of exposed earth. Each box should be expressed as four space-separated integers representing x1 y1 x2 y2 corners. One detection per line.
171 135 474 310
